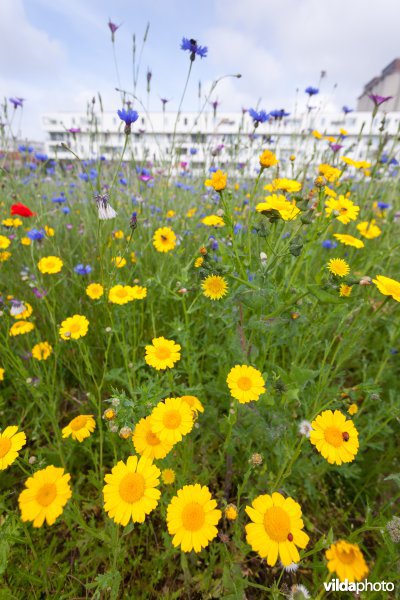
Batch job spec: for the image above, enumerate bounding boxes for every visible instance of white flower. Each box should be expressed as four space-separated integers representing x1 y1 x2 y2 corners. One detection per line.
10 301 26 316
299 420 312 438
289 584 310 600
283 562 299 573
260 252 268 264
95 193 117 220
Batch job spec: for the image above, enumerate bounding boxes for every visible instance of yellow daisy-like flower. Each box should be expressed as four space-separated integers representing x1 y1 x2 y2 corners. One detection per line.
161 468 176 485
108 285 135 305
18 466 72 527
44 225 55 237
167 484 221 552
348 403 358 416
21 237 31 246
256 195 300 221
144 337 181 370
259 150 278 168
245 492 309 566
153 227 177 253
180 395 204 414
62 415 96 442
37 256 63 274
201 215 225 227
0 368 4 381
3 218 22 228
225 504 238 521
339 284 352 297
264 178 302 194
319 164 341 182
59 314 89 340
113 229 124 240
0 251 11 262
103 455 161 525
372 275 400 302
187 207 197 218
86 283 104 300
130 251 137 263
13 302 33 320
0 235 11 250
150 397 194 444
0 426 26 470
325 196 360 224
9 321 35 337
132 416 174 460
204 170 227 192
326 540 369 582
312 130 323 140
201 275 228 300
226 365 266 403
31 341 52 361
357 220 382 239
310 409 359 465
111 256 126 268
333 234 364 249
194 257 204 268
327 258 350 277
131 285 147 300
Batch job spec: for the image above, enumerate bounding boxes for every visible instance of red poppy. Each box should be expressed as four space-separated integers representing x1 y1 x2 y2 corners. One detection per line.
11 202 36 217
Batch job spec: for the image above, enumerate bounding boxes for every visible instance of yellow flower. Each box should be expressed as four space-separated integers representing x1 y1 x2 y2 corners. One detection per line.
333 234 364 249
259 150 278 168
204 170 227 192
103 408 116 421
310 409 359 465
0 235 11 250
145 337 181 370
264 178 301 194
201 275 228 300
256 195 300 221
161 468 176 485
13 302 33 320
225 504 238 521
44 226 55 237
0 251 11 262
32 341 52 361
59 314 89 340
9 321 35 337
0 368 4 382
0 426 26 470
372 275 400 302
166 210 175 218
167 484 221 552
356 220 381 239
150 397 194 444
130 251 137 263
201 215 225 227
18 466 72 527
327 258 350 277
312 130 323 140
348 404 358 416
245 492 309 566
194 257 204 268
86 283 104 300
113 229 124 239
325 196 360 224
180 395 204 414
132 416 174 460
226 365 266 403
339 284 352 297
186 207 197 218
62 415 96 442
326 540 369 582
319 164 341 182
38 256 63 274
103 455 161 525
21 237 31 246
111 256 126 268
108 285 135 305
3 218 22 227
131 285 147 300
153 227 177 253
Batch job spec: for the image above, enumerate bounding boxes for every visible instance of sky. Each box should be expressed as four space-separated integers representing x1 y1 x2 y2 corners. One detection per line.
2 0 400 141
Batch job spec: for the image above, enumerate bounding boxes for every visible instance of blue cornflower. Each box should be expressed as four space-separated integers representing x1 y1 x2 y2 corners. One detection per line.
181 37 208 61
35 152 48 162
74 264 92 275
322 239 337 249
79 173 88 182
269 109 290 119
52 196 65 204
377 201 390 210
234 223 243 234
190 148 197 155
305 86 319 96
342 106 353 114
117 108 139 134
62 207 70 214
248 108 269 127
208 236 218 251
27 228 45 241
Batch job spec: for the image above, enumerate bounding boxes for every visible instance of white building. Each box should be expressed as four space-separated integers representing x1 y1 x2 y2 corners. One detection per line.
41 109 399 170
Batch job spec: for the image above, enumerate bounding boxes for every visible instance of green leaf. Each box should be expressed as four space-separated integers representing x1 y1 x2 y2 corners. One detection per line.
307 284 341 304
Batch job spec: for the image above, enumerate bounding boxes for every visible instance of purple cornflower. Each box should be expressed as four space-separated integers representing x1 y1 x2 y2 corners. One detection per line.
108 20 120 42
117 108 139 134
161 98 170 112
305 86 319 96
130 212 138 231
330 143 343 153
68 127 81 134
146 68 152 93
74 264 92 275
248 108 269 127
369 94 393 107
27 228 45 241
9 97 24 109
342 106 353 114
181 38 208 61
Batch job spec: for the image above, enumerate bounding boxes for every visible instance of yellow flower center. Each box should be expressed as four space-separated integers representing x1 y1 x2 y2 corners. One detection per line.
237 376 252 391
117 289 128 298
0 438 11 458
181 502 205 531
163 410 181 429
155 347 171 360
68 322 82 333
263 506 291 542
337 547 356 564
324 426 343 447
119 472 145 503
70 416 88 431
36 483 57 507
145 430 161 446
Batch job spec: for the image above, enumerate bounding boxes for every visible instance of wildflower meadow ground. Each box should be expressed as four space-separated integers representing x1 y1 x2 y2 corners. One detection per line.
0 29 400 600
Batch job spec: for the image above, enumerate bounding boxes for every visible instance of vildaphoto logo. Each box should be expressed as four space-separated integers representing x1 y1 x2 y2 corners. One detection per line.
324 579 395 593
